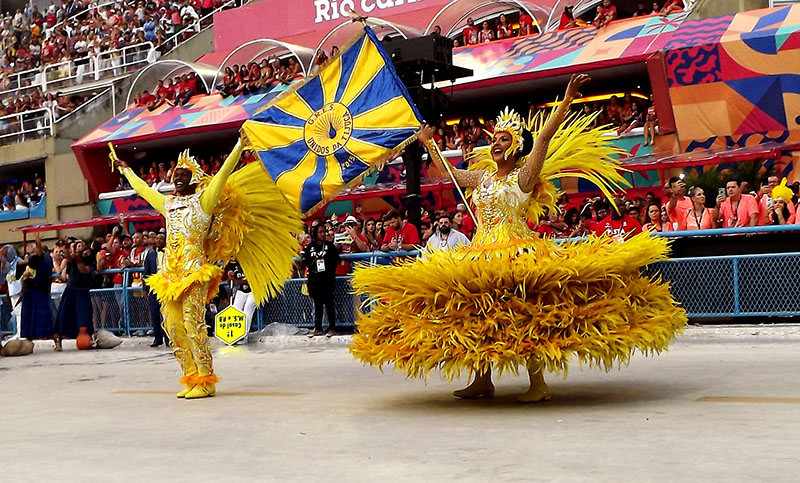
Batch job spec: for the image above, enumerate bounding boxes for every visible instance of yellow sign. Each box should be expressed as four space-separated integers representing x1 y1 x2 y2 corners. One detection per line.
214 306 247 345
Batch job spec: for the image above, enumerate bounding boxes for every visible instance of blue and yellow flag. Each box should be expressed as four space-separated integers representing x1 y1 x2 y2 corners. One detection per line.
241 27 422 215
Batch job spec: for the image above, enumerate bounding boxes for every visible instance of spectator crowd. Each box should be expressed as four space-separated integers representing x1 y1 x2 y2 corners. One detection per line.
1 175 45 212
452 1 686 48
115 150 257 190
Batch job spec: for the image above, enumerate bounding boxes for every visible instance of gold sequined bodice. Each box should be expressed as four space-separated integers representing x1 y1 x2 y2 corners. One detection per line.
162 191 212 278
472 169 534 243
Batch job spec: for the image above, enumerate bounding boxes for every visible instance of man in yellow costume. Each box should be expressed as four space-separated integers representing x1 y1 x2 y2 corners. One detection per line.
112 141 301 399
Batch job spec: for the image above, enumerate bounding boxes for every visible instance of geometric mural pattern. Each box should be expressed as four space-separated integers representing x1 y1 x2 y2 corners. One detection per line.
74 87 288 148
666 5 800 152
452 12 689 84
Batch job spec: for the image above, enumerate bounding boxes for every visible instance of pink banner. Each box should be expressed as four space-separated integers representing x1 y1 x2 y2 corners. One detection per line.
213 0 451 53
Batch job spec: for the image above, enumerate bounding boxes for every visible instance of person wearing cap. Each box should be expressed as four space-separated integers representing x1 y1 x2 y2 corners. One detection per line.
335 215 368 276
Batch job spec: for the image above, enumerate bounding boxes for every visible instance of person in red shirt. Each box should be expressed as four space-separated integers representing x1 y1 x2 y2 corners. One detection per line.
559 5 578 29
461 17 479 46
659 0 684 15
335 215 369 275
155 80 169 100
381 209 420 251
594 197 642 239
455 203 476 238
138 90 155 107
594 0 618 27
713 178 759 228
518 8 535 36
664 176 693 231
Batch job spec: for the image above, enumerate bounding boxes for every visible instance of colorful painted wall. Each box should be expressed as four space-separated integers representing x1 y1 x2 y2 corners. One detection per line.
665 5 800 153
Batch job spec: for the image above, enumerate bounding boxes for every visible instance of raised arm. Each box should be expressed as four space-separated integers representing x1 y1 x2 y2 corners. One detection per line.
518 73 590 193
418 126 484 189
200 139 244 214
113 154 166 215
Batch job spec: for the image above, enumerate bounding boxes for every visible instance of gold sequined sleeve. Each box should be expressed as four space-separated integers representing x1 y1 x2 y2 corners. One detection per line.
200 139 243 214
121 166 166 214
424 139 484 189
518 95 574 193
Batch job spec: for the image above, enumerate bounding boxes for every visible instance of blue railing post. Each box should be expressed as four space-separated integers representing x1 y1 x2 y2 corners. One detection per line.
122 269 131 336
732 257 740 316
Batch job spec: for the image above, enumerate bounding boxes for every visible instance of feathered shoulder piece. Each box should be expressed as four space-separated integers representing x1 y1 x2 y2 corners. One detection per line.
465 107 629 221
205 162 303 305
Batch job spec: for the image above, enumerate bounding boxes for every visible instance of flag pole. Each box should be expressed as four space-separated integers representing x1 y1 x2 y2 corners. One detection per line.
421 138 479 225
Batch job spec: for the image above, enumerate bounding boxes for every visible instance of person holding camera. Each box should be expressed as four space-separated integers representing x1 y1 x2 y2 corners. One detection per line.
664 175 692 231
302 222 340 337
426 212 470 252
335 215 368 276
713 177 759 228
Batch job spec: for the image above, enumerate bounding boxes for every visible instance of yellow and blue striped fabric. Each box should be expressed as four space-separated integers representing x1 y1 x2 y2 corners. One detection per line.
241 27 422 215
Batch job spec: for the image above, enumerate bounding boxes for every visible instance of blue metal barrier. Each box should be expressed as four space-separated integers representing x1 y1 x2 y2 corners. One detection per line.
6 229 800 339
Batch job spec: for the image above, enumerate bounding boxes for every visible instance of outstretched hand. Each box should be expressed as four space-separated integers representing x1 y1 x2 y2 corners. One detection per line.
565 73 591 100
416 124 437 143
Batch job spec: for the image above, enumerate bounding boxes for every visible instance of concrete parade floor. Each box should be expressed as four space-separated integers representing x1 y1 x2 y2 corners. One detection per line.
3 325 800 482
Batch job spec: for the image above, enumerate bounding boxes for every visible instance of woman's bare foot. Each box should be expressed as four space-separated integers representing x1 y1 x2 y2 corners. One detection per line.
453 371 494 399
54 337 63 352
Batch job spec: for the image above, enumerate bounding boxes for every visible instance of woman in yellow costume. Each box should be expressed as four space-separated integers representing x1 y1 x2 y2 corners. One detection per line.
350 74 687 402
112 141 301 399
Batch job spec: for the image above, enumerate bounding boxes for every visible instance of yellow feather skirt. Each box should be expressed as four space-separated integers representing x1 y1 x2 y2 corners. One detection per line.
350 233 687 380
146 264 223 304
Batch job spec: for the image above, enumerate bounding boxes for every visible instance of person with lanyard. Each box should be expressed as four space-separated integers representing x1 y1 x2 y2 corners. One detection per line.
302 222 340 337
227 260 255 344
685 186 713 230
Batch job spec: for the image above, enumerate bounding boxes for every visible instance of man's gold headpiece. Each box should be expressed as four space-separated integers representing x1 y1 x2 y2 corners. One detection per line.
171 149 209 185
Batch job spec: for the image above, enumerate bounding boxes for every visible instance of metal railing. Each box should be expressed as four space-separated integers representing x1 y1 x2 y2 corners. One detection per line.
7 229 800 339
95 42 155 82
0 42 157 97
0 67 42 98
159 0 237 56
0 108 54 144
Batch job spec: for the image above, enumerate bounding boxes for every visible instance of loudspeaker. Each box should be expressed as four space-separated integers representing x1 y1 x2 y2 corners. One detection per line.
382 35 453 66
407 86 450 122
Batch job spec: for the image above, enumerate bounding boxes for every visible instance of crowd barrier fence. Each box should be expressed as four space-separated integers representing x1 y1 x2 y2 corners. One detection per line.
2 228 800 338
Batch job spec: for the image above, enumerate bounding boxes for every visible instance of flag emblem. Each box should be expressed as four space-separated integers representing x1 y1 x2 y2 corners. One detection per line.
241 27 422 215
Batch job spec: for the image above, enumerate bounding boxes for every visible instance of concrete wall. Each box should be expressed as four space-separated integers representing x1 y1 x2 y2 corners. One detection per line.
689 0 770 19
162 27 216 64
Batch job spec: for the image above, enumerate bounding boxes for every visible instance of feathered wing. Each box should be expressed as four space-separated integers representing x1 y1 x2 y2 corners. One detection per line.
466 110 628 221
205 162 303 305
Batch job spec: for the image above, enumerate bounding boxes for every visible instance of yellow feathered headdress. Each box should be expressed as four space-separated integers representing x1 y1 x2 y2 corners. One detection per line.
466 106 628 222
171 149 210 186
772 178 793 203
